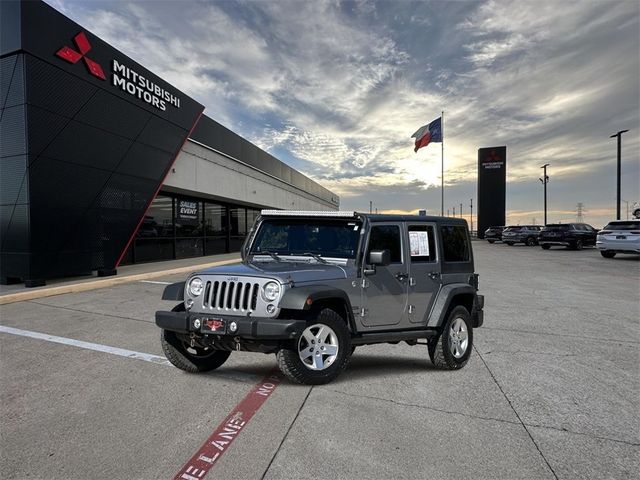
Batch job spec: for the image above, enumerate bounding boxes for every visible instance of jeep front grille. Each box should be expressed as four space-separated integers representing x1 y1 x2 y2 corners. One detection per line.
203 280 260 313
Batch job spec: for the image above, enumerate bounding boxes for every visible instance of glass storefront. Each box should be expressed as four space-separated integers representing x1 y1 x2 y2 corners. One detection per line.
122 193 261 265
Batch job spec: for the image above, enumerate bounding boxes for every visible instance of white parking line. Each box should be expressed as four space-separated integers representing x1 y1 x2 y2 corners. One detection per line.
0 325 259 382
139 280 172 285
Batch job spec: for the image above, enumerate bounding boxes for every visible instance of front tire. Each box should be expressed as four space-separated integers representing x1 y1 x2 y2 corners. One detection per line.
541 244 551 250
161 329 231 373
487 239 495 244
277 308 351 385
429 306 473 370
526 237 536 246
601 250 616 258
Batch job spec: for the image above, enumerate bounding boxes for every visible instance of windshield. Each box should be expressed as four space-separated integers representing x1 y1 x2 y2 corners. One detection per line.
250 218 361 259
603 221 640 231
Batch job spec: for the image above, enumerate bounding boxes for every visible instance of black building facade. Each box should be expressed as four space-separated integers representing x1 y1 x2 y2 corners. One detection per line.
1 1 337 287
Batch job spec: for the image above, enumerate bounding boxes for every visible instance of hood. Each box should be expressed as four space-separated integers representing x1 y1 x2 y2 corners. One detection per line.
197 261 350 284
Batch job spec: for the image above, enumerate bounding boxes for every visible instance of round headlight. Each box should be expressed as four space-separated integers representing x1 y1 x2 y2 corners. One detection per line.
262 281 281 301
188 277 204 296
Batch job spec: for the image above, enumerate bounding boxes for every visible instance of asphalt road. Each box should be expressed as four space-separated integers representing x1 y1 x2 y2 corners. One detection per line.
1 242 638 479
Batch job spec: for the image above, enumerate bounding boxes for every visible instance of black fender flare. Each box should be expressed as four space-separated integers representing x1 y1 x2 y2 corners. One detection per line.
279 286 356 331
162 281 185 301
426 283 480 328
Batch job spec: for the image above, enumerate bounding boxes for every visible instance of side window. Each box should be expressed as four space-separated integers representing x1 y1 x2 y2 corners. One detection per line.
441 225 470 262
408 225 436 262
368 225 402 263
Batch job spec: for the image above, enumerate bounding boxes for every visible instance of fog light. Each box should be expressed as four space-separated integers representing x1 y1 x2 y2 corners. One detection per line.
193 318 201 329
229 321 238 333
185 298 194 309
266 304 276 314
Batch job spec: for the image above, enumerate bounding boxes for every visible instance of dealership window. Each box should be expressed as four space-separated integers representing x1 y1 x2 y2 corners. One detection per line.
121 193 267 264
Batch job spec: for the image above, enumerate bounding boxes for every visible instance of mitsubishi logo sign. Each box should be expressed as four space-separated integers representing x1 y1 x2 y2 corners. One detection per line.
56 32 106 80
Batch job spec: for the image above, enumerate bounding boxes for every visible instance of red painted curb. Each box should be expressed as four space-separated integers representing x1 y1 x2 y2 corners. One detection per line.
174 369 283 480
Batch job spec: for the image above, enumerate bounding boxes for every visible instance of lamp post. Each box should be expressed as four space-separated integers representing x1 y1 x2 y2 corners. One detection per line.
539 164 550 225
610 130 629 220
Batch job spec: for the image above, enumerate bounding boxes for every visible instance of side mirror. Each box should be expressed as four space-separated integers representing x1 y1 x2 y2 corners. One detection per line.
369 250 390 266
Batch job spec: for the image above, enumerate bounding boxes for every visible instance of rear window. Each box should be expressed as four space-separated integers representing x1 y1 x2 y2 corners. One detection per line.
441 225 470 262
603 221 640 231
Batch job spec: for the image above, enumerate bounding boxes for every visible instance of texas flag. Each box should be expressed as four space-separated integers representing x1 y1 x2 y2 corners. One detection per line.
411 117 442 152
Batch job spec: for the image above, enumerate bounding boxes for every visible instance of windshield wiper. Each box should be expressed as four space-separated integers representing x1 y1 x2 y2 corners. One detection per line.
253 251 282 262
301 252 327 264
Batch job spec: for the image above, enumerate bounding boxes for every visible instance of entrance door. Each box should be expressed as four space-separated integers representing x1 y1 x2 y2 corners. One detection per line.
406 223 441 324
361 223 408 328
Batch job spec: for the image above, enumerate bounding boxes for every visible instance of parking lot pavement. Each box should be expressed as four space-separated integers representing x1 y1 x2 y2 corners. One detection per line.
1 242 638 479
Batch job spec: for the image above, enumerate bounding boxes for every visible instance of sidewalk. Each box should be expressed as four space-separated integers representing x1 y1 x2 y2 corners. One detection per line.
0 253 241 305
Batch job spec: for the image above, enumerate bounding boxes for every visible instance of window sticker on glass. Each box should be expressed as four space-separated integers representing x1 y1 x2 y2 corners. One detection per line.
409 231 430 256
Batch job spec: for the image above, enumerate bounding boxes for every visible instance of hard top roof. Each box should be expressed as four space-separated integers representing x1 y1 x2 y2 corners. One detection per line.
259 210 467 225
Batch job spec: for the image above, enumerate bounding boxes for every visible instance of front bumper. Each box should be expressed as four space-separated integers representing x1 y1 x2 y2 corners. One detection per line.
155 310 306 340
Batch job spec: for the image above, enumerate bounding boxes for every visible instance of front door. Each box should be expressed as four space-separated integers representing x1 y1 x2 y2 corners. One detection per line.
406 223 441 324
361 223 408 328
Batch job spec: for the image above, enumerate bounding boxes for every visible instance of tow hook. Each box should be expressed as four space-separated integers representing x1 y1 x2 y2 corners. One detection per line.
189 333 197 348
234 337 241 351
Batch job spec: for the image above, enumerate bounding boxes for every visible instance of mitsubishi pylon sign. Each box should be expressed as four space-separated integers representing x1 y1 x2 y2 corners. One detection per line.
477 147 507 239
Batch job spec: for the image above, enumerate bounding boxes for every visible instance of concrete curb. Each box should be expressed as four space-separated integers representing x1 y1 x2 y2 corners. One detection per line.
0 258 240 306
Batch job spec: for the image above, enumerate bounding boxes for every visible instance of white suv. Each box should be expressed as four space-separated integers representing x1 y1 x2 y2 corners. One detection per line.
596 220 640 258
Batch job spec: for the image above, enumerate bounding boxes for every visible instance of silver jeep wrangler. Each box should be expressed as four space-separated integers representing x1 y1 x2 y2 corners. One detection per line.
155 210 484 384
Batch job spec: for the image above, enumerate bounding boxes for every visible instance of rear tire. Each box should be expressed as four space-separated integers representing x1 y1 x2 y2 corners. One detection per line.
505 242 514 246
572 239 583 250
487 240 495 244
428 306 473 370
601 250 616 258
541 244 551 250
277 308 351 385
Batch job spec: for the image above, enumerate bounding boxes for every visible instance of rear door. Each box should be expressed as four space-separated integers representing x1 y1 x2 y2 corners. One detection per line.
406 223 441 324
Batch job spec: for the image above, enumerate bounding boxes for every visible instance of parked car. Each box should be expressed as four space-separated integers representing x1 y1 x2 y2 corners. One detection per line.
538 223 598 250
484 226 505 243
501 225 543 246
155 210 484 384
596 220 640 258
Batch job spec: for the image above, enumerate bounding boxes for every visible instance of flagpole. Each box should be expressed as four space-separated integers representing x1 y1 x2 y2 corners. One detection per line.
441 110 444 216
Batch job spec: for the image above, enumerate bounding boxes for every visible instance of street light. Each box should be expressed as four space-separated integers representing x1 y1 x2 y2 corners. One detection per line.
610 130 629 220
539 164 550 225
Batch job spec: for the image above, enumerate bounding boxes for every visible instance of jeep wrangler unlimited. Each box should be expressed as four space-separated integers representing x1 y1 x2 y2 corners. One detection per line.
155 211 483 384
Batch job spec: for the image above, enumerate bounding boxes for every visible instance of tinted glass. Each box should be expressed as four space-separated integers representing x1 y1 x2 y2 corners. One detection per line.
604 221 640 230
368 225 402 263
251 219 361 258
175 198 202 237
204 203 226 236
137 195 173 238
441 225 470 262
230 207 247 236
545 224 570 231
408 225 436 262
504 227 521 232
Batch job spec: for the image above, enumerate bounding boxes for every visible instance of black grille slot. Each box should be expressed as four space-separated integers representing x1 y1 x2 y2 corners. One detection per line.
203 281 211 307
251 284 259 310
218 282 227 309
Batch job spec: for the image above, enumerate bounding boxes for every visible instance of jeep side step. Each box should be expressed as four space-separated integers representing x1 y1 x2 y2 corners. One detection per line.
351 329 439 346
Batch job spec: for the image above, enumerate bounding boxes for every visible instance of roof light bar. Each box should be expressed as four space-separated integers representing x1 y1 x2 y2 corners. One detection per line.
260 210 358 217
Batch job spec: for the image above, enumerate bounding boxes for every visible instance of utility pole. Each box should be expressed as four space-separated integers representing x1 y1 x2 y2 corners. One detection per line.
610 130 629 220
460 203 463 219
539 164 550 225
576 203 585 223
453 206 456 217
369 200 372 214
447 209 450 216
470 198 473 232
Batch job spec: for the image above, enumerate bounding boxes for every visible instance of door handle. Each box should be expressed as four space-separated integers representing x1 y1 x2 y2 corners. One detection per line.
395 272 409 282
428 271 440 280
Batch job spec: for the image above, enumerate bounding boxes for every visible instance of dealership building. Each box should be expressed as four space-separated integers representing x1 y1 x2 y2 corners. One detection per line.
0 1 339 287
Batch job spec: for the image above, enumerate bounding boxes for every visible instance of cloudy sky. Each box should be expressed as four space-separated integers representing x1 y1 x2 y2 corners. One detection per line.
47 0 639 227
